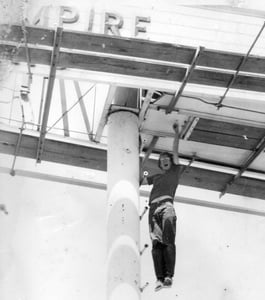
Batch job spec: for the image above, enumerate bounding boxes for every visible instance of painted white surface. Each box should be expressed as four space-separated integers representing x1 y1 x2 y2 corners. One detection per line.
1 155 265 299
107 110 140 299
0 171 107 300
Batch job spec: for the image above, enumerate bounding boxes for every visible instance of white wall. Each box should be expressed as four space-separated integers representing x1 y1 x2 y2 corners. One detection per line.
0 170 107 300
1 155 265 299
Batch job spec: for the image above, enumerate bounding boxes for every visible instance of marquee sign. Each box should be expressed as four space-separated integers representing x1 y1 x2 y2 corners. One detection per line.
27 5 151 38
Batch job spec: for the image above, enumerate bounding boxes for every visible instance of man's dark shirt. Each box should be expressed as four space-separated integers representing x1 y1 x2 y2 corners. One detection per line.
147 164 182 205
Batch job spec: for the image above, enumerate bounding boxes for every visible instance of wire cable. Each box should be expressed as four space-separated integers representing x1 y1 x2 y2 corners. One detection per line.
0 116 91 137
0 86 20 92
182 95 265 116
46 84 95 133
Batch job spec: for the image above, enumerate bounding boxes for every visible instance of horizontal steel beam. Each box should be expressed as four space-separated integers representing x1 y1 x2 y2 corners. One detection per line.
3 25 265 94
4 24 265 74
1 126 265 200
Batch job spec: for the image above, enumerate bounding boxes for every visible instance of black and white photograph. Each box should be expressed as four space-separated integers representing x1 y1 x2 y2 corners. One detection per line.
1 0 265 299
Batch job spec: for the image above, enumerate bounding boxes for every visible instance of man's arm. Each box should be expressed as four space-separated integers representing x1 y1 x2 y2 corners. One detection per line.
172 122 180 165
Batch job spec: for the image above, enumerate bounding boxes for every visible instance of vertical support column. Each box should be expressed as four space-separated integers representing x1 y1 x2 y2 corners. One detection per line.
107 87 140 300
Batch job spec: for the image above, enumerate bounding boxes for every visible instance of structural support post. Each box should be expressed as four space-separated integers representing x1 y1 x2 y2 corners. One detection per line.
106 87 140 300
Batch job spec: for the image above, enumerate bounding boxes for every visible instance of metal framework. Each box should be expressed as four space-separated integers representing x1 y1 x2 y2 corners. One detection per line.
220 134 265 197
1 24 265 201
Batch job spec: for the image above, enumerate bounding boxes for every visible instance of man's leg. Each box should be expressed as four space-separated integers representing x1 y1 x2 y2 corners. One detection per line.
163 242 176 278
152 240 166 281
162 204 177 284
149 206 166 290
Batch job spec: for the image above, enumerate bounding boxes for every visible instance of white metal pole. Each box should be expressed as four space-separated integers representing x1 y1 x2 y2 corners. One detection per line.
107 87 140 300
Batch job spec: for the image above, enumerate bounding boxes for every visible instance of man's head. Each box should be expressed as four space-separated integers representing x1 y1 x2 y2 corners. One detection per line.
158 152 173 170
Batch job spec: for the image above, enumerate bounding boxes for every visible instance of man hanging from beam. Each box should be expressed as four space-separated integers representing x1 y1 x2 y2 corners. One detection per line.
140 122 182 292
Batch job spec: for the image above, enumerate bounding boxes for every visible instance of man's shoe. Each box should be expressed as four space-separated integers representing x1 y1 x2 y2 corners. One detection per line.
163 276 173 288
154 280 164 292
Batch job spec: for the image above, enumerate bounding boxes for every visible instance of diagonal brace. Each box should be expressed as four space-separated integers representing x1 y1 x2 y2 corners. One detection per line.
166 46 204 114
216 21 265 109
36 27 63 163
220 134 265 197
